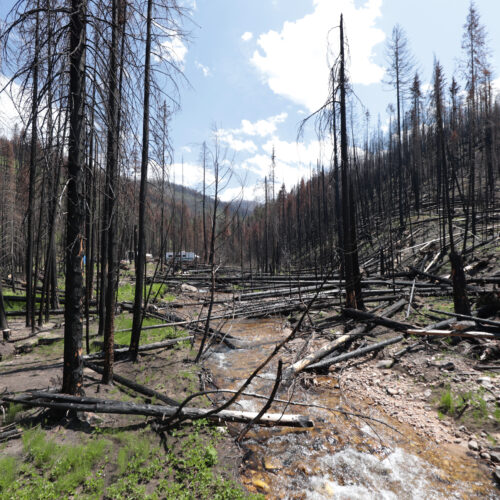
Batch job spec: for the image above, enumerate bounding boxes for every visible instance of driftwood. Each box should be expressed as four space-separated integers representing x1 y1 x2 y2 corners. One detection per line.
306 336 405 371
3 392 313 428
407 329 498 340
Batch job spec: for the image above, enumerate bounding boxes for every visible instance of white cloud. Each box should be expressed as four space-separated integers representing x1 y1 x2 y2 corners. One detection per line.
195 61 211 77
251 0 385 111
240 137 333 195
166 161 215 188
492 77 500 98
215 112 288 154
217 130 258 153
0 75 25 138
239 112 288 136
241 31 253 42
155 34 188 68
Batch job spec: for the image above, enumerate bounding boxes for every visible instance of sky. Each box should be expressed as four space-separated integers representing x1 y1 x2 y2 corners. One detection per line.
1 0 500 201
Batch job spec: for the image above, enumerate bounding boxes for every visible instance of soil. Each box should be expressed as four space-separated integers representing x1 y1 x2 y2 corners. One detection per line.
0 315 246 494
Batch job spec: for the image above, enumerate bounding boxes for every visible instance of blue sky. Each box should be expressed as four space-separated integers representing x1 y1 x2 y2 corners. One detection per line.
170 0 500 201
1 0 499 201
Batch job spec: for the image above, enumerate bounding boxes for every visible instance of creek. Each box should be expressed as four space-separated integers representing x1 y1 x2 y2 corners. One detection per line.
205 318 498 499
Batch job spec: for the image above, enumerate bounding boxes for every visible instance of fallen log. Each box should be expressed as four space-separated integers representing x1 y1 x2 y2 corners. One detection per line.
6 309 98 317
3 392 314 428
82 336 192 361
282 325 368 380
0 428 21 443
407 329 499 340
342 308 413 331
409 267 451 285
84 362 179 406
306 336 405 371
427 310 500 329
284 299 408 380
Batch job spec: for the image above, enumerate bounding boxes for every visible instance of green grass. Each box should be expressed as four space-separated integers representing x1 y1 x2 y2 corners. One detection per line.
429 298 454 314
109 313 187 348
117 283 174 303
2 403 24 425
438 386 490 422
0 425 262 500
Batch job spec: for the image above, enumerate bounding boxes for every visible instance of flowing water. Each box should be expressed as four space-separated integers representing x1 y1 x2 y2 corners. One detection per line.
205 318 498 499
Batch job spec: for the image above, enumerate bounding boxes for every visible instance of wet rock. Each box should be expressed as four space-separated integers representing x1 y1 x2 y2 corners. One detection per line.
252 479 270 493
468 440 480 451
263 457 282 471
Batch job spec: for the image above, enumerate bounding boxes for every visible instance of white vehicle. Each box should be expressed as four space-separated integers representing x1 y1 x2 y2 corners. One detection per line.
165 251 199 262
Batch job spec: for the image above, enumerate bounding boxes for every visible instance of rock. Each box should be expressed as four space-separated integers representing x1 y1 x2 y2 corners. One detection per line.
451 320 476 331
493 469 500 485
252 479 270 493
323 483 335 496
477 377 493 389
386 387 398 396
480 452 491 460
423 389 432 399
468 440 480 451
377 359 394 369
458 425 468 433
490 451 500 463
181 283 198 293
431 360 455 371
263 457 282 471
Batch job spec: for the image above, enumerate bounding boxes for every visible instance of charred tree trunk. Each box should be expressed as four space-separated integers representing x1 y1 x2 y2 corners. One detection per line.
130 0 153 360
62 0 87 396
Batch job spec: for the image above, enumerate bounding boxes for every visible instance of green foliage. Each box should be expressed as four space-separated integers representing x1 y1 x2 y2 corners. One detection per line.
438 386 490 422
117 283 173 303
0 426 260 500
494 405 500 423
3 403 24 425
0 457 17 493
106 313 186 349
